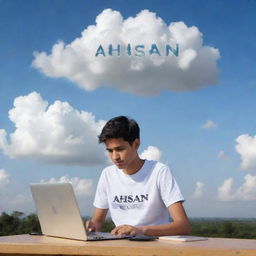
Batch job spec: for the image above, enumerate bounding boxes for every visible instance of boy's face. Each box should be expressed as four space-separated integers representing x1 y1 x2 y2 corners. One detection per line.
105 137 139 170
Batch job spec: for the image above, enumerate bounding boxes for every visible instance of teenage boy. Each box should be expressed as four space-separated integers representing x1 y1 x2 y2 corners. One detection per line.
87 116 190 236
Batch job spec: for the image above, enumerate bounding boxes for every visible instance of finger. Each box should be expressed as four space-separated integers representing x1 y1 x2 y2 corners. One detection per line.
85 220 90 229
86 220 94 232
115 227 126 236
111 227 119 235
119 228 131 236
117 230 125 236
130 230 137 236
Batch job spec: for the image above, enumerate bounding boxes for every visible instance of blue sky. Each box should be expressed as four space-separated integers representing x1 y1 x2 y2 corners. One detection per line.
0 0 256 218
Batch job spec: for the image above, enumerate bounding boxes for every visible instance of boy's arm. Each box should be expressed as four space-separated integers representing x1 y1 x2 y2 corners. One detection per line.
111 202 191 236
86 207 108 232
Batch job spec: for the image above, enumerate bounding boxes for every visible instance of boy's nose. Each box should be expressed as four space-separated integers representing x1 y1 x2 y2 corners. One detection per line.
113 151 120 160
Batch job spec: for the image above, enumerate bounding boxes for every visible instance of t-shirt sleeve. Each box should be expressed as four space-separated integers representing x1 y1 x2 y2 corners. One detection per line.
157 165 185 207
93 170 109 209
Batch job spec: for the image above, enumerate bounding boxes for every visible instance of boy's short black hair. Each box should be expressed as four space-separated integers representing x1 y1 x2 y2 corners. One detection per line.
98 116 140 146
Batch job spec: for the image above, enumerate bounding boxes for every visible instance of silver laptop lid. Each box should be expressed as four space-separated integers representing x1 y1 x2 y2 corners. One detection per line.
30 182 87 241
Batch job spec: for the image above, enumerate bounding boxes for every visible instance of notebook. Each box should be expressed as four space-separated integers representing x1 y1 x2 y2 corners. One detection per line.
159 235 208 242
30 182 131 241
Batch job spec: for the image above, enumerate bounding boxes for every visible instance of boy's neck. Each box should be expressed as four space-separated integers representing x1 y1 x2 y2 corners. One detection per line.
122 157 145 175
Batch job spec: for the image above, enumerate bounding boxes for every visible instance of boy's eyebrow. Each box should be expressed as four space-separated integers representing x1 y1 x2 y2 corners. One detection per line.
106 146 124 151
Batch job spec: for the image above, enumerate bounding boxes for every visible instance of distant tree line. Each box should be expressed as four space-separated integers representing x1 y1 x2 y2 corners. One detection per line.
0 211 41 236
190 218 256 239
1 212 256 239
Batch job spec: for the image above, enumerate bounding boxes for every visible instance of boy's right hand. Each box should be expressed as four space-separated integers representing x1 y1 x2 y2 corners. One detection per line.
86 219 96 232
85 208 108 232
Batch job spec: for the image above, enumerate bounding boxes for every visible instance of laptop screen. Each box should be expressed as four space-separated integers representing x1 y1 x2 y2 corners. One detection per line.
30 183 88 240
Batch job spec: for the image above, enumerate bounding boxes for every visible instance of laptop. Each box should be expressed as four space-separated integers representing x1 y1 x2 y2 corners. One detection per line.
30 182 130 241
30 183 127 241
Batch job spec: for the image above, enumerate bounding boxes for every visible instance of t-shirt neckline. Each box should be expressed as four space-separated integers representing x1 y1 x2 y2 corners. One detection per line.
119 159 149 178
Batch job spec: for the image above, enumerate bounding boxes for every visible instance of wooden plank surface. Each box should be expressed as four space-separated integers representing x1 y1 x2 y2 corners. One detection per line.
0 234 255 256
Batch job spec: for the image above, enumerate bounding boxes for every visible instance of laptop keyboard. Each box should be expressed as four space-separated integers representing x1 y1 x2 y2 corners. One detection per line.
87 232 157 241
87 231 126 240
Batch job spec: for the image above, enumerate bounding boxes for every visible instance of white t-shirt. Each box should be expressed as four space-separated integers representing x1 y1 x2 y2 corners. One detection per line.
93 160 184 227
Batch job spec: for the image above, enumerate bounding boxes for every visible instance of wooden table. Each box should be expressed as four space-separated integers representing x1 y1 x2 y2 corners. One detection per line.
0 234 255 256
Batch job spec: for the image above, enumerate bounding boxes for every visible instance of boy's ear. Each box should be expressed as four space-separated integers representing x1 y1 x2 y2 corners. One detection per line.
133 138 140 149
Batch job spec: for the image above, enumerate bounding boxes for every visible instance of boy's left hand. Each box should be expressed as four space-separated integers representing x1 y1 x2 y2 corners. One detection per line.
111 224 142 236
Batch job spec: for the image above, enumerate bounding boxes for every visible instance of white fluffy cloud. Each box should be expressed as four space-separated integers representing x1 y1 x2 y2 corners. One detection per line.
217 178 233 201
191 181 204 199
140 145 162 161
41 175 93 197
217 175 256 201
0 92 106 165
201 120 217 129
235 134 256 171
32 9 220 95
0 169 10 189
